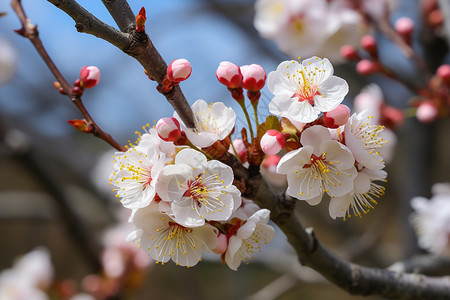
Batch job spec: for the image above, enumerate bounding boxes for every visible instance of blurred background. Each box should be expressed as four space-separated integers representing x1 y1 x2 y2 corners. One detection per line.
0 0 449 299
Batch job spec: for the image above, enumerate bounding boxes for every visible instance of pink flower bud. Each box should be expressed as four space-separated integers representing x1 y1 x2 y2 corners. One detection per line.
323 104 350 128
262 154 281 172
416 101 438 123
260 129 285 155
360 35 377 54
79 66 101 89
212 233 228 255
436 64 450 85
167 59 192 83
340 45 360 61
228 138 248 163
395 17 415 35
356 60 380 75
156 117 181 141
240 64 266 92
216 61 242 89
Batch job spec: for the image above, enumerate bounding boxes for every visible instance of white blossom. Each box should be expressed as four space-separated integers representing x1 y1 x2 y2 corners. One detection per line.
131 206 219 267
268 57 349 125
344 110 386 170
156 148 241 227
329 168 386 219
110 131 169 209
410 183 450 255
277 125 357 205
225 209 275 271
174 99 236 148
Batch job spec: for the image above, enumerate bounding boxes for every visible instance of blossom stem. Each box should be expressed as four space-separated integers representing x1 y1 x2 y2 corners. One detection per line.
252 102 260 127
185 140 214 160
238 100 254 142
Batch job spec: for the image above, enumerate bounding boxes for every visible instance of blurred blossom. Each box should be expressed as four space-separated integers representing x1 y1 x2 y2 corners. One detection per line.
0 38 17 86
410 183 450 256
254 0 366 62
0 248 54 300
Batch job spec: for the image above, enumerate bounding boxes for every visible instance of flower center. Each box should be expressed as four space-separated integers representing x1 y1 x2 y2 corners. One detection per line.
183 176 209 202
287 68 321 105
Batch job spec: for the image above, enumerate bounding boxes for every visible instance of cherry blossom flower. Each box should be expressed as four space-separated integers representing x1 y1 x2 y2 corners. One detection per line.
174 99 236 148
353 84 397 163
225 209 275 271
111 130 172 209
254 0 366 62
131 207 219 267
277 125 357 205
156 148 241 227
329 168 387 219
268 57 349 125
410 183 450 255
344 110 386 170
0 248 54 300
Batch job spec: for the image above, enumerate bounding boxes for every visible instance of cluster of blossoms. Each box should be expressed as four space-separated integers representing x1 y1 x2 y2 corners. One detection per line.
110 55 389 269
253 0 394 62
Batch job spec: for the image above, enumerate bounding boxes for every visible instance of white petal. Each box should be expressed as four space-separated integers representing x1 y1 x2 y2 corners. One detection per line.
314 76 349 112
329 194 352 219
277 146 312 174
300 125 331 154
320 140 355 170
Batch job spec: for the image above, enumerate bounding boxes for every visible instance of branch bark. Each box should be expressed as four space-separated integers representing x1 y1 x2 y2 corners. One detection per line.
12 0 125 152
249 176 450 299
47 0 196 128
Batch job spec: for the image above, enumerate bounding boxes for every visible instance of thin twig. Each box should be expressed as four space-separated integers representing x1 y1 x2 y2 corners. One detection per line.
11 0 126 152
47 0 196 128
101 0 135 33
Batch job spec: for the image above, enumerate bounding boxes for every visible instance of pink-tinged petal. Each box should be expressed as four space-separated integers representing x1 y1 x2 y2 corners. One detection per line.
300 126 331 154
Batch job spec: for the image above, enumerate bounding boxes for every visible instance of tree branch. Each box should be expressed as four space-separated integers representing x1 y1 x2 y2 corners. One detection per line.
101 0 135 33
12 0 125 152
47 0 131 50
249 179 450 299
46 0 196 128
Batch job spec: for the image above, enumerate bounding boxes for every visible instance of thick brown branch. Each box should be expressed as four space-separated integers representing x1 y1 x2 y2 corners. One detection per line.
46 0 130 50
249 178 450 299
101 0 135 33
46 0 196 128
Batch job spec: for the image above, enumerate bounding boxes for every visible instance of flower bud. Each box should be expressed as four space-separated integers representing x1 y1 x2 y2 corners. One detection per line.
79 66 101 89
436 64 450 85
323 104 350 128
167 59 192 83
212 233 228 255
356 60 380 75
228 138 248 163
216 61 242 89
360 35 377 55
135 7 146 32
67 119 94 133
416 101 438 123
240 64 266 92
340 45 360 61
156 117 181 141
260 129 285 155
395 17 415 36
